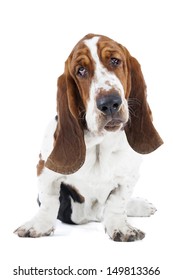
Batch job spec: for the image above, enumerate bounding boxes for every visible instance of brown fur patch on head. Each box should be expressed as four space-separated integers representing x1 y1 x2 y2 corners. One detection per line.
97 36 131 95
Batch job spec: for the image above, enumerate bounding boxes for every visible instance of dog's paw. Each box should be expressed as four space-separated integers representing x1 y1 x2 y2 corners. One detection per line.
127 198 157 217
112 226 145 242
105 220 145 242
14 218 54 238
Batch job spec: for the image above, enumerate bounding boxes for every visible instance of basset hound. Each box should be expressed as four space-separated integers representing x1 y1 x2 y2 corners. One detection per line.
14 34 163 241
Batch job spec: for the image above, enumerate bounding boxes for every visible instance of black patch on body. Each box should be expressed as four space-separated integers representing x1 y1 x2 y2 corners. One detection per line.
37 182 84 225
58 183 77 224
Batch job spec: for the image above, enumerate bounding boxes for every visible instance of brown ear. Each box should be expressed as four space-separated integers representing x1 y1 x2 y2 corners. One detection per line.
125 56 163 154
45 72 86 174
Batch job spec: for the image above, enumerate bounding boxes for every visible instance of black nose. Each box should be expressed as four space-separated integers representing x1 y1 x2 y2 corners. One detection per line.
96 93 122 115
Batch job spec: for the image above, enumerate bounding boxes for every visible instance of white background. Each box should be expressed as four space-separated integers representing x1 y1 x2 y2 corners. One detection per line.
0 0 172 279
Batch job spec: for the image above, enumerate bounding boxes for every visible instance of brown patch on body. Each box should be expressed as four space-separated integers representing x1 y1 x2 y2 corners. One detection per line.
91 199 98 209
36 153 45 176
64 184 85 203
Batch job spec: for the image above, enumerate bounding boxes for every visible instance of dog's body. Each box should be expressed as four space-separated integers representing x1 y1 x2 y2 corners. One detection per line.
41 117 142 225
15 34 163 241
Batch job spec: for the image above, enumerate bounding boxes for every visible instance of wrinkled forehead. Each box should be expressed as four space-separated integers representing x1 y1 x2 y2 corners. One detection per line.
70 35 126 64
70 41 92 64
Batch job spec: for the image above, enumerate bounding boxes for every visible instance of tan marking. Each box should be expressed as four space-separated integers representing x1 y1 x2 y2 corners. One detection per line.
36 153 45 176
70 185 85 203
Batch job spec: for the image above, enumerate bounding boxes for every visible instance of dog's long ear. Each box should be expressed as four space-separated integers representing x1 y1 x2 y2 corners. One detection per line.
125 56 163 154
45 65 86 174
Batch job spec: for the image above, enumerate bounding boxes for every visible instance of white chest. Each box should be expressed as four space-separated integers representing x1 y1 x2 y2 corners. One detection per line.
65 130 141 203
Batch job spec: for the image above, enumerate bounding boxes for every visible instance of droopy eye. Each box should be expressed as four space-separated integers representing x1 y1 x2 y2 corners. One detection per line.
77 66 88 77
110 57 121 67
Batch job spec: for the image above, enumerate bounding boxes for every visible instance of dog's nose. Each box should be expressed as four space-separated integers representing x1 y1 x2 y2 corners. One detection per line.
96 93 122 115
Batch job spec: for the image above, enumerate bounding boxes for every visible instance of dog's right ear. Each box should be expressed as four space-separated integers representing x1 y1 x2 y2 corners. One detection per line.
45 67 86 174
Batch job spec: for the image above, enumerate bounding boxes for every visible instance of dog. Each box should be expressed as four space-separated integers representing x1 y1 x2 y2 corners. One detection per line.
14 34 163 241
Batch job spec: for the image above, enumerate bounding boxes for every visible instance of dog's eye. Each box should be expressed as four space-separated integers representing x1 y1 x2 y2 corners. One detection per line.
77 66 88 77
110 57 121 67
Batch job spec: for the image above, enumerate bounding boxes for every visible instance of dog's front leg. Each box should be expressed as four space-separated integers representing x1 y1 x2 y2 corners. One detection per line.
14 168 62 238
103 185 145 242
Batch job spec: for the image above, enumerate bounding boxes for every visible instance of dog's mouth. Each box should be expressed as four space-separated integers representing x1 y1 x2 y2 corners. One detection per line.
87 106 129 134
104 119 122 131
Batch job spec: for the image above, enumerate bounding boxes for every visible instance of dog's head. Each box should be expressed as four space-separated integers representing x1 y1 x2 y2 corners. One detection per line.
46 34 163 174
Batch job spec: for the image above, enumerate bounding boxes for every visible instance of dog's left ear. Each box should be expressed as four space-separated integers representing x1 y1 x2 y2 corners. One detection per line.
125 56 163 154
45 61 86 174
